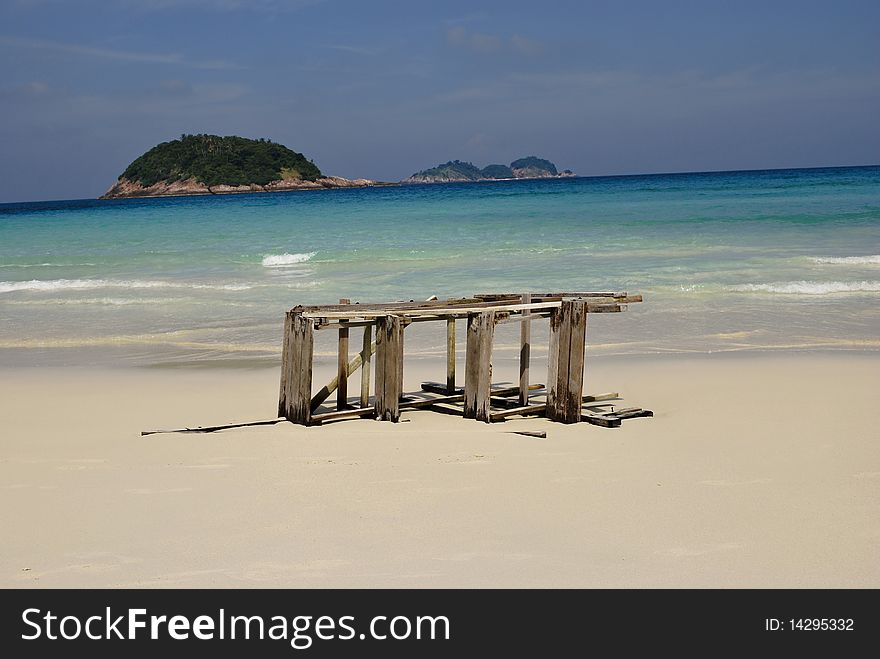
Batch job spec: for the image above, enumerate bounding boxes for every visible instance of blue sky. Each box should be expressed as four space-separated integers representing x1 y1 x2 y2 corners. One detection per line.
1 0 878 202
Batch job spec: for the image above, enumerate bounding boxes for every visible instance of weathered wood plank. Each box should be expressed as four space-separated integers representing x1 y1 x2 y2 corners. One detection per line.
519 292 531 406
142 418 285 436
547 300 587 423
489 402 547 421
581 410 621 428
360 323 372 408
463 311 495 422
310 406 375 423
337 298 350 410
446 317 456 393
375 315 402 421
278 310 294 418
398 320 405 400
564 300 587 421
282 312 314 424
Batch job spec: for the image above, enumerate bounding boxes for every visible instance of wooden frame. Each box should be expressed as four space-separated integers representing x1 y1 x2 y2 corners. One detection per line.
278 291 650 427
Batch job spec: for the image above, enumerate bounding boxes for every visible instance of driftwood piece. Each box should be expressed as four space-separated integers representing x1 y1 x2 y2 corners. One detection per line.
142 419 285 436
507 430 546 439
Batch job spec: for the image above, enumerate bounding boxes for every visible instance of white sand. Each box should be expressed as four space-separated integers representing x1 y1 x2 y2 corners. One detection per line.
1 352 878 588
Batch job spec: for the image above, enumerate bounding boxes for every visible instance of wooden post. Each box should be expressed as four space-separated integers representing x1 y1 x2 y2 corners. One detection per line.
337 298 350 410
375 315 402 421
519 292 531 405
278 310 293 418
547 300 587 423
398 322 405 400
446 318 456 393
360 323 372 408
279 311 314 424
464 311 495 422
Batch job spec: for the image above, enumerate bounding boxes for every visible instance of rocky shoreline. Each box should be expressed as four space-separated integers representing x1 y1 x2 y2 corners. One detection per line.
99 175 383 200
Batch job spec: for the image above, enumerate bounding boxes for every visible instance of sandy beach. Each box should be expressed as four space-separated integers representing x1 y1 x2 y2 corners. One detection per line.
1 351 877 588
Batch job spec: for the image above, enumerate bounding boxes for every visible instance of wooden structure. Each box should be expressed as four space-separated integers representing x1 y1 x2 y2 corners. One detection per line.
278 292 651 428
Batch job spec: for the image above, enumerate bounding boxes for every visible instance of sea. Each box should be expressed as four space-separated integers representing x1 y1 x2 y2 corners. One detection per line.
1 166 878 368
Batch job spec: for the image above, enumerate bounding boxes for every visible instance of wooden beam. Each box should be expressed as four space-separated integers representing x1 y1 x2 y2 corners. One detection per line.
463 311 495 422
375 315 402 421
547 300 587 423
446 317 456 393
519 292 531 405
422 382 544 397
337 298 350 410
280 312 314 425
360 323 372 408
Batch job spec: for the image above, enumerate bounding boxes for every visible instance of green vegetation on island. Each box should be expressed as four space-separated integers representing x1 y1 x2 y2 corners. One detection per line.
121 134 322 187
480 164 515 179
405 156 571 183
510 156 558 176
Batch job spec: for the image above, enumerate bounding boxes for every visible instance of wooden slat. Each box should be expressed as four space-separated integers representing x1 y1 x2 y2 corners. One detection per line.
519 292 531 406
581 410 621 428
463 311 495 422
360 323 372 408
311 406 375 423
489 402 547 421
337 298 350 410
304 300 560 319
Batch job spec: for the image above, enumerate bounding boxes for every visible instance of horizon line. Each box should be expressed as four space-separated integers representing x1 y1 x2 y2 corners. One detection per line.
2 162 878 206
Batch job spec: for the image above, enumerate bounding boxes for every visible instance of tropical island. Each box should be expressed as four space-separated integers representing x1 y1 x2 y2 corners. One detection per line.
403 156 574 184
100 134 378 199
100 135 575 199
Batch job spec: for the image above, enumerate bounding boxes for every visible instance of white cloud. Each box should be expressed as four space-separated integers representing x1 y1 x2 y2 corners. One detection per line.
0 35 243 70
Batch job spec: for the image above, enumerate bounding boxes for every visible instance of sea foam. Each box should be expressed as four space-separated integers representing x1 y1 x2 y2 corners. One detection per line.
0 279 252 293
731 280 880 295
809 255 880 265
262 252 316 267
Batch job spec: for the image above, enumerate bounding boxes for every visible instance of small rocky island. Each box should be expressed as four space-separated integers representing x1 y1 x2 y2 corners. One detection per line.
403 156 574 184
100 134 377 199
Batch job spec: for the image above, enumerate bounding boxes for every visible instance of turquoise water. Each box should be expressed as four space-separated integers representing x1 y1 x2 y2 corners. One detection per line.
1 166 879 367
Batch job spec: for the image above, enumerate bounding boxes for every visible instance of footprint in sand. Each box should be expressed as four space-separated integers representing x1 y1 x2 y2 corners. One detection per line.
124 487 194 495
663 542 746 557
700 478 773 486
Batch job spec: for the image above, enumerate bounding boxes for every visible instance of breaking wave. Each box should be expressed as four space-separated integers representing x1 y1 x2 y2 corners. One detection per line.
809 255 880 265
0 279 252 293
261 252 316 267
730 280 880 295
